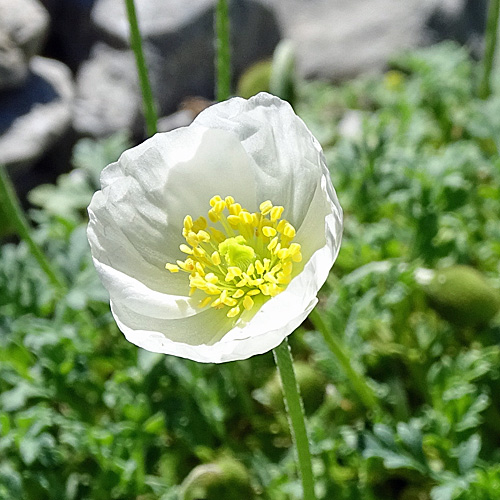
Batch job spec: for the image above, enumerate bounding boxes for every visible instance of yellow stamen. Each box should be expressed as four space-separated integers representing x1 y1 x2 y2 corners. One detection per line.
165 195 302 321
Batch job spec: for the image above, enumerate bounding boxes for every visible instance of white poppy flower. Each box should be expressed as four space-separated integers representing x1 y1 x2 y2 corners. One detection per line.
87 93 342 363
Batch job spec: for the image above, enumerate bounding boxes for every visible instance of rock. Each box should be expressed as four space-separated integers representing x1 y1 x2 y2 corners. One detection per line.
263 0 487 80
87 0 280 123
73 43 142 137
0 31 28 90
0 56 74 168
0 0 50 90
0 0 50 61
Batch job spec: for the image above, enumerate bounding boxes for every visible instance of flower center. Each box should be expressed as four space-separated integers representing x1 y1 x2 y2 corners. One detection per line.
165 196 302 319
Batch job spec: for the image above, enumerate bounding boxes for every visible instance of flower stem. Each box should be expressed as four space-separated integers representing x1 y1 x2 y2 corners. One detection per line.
478 0 500 99
0 165 67 292
308 308 381 414
215 0 231 101
124 0 158 135
273 338 316 500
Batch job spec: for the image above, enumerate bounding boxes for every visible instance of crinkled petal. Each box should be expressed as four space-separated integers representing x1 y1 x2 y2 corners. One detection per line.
192 93 325 229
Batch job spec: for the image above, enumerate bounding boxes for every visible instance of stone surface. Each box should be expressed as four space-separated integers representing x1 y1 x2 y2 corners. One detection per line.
90 0 280 117
0 56 74 168
73 43 141 137
0 0 50 61
0 0 50 90
262 0 487 80
0 31 28 90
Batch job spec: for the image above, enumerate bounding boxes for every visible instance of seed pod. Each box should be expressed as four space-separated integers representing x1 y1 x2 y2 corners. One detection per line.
424 266 500 327
181 458 254 500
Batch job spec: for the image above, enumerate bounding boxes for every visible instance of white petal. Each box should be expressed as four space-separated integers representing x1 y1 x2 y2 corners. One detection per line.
193 92 324 228
93 259 198 319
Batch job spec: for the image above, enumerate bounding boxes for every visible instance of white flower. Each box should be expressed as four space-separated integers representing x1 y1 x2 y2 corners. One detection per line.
87 93 342 363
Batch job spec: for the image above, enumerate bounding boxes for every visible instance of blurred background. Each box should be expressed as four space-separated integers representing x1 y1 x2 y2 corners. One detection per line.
0 0 490 195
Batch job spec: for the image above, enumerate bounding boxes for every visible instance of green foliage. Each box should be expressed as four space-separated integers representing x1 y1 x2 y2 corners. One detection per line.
2 42 500 499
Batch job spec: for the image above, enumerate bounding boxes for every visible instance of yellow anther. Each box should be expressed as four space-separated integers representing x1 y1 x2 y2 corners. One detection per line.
183 215 193 231
165 263 180 273
197 230 210 242
192 216 207 231
283 222 296 239
288 243 301 255
180 244 193 254
177 259 194 271
277 248 289 260
166 195 302 321
208 209 219 222
228 203 242 215
205 273 218 284
270 206 284 221
185 231 199 247
227 215 240 227
193 247 205 258
239 211 253 225
195 262 205 276
259 200 273 215
255 260 265 275
262 226 277 238
209 227 226 243
209 195 222 207
277 272 291 285
243 295 254 310
199 296 212 308
267 236 278 251
211 251 221 266
222 296 238 307
213 200 226 213
227 306 241 318
282 261 293 275
264 272 278 284
276 219 287 233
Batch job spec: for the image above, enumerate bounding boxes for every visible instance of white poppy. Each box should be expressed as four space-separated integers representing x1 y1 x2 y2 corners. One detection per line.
87 93 342 363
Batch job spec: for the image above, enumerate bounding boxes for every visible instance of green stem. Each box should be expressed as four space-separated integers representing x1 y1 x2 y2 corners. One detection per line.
479 0 500 99
215 0 231 101
273 339 316 500
308 308 381 414
124 0 158 135
0 165 66 292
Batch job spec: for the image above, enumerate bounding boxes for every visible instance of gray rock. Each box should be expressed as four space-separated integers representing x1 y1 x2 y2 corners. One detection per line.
73 43 142 137
0 0 50 90
89 0 280 118
0 56 74 168
263 0 487 80
0 0 50 61
0 31 28 90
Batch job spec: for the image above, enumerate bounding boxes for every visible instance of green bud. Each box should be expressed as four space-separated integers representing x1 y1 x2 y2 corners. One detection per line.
237 60 272 99
424 265 500 327
181 458 254 500
264 361 327 415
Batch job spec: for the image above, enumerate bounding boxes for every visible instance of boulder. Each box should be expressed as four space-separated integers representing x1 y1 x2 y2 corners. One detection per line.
0 56 74 168
0 0 50 89
73 43 141 137
83 0 280 130
0 0 49 61
263 0 487 80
